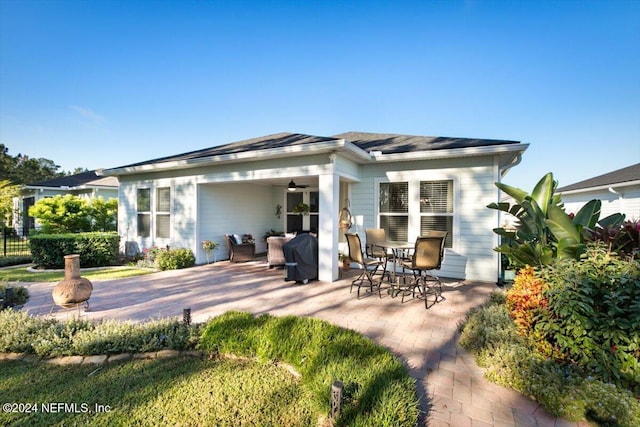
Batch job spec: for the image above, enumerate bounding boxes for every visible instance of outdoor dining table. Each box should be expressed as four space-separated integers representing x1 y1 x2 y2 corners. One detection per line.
374 240 414 296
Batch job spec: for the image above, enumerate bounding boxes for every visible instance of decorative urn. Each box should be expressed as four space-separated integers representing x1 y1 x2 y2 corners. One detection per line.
52 254 93 309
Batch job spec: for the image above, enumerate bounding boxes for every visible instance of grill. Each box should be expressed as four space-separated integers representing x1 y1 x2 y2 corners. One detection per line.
283 234 318 284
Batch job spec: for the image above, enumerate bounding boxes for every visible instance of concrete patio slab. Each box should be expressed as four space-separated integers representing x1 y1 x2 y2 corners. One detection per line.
19 259 577 426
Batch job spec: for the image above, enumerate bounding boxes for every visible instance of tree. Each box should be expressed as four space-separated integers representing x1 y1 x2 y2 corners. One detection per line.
0 144 65 185
28 195 92 233
0 180 20 227
89 197 118 231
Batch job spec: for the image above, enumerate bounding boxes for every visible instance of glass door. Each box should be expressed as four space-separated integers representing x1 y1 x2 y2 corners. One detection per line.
286 190 319 234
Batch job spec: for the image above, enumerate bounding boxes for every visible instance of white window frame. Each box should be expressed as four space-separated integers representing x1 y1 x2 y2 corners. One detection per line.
283 188 319 233
136 188 151 238
155 187 171 239
375 174 459 249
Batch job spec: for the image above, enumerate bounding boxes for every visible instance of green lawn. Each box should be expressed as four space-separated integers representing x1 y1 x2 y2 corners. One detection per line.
0 310 420 426
0 357 316 427
0 266 155 282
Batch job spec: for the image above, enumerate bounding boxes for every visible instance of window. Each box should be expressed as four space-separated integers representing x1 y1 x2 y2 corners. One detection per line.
379 182 408 241
378 179 454 248
137 189 151 237
420 180 453 248
285 190 319 233
156 187 171 239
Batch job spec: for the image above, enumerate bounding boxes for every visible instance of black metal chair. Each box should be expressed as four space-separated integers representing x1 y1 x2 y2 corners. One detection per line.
346 233 383 298
400 234 446 308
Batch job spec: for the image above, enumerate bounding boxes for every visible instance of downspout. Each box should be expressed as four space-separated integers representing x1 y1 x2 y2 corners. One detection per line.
495 152 524 284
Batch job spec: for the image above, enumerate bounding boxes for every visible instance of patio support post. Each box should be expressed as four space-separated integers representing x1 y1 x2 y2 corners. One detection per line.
318 173 339 281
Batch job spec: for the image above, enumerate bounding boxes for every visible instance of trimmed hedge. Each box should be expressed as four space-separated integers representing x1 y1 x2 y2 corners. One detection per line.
29 232 120 268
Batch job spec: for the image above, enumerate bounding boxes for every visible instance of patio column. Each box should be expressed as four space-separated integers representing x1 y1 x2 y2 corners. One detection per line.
318 173 339 282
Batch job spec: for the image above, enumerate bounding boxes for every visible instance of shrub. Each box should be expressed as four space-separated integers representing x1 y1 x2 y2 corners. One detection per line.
156 247 195 270
536 244 640 393
458 291 522 352
0 282 30 306
505 266 548 334
27 194 118 233
0 310 55 353
459 294 640 426
0 310 199 356
29 232 119 268
28 194 91 233
0 256 33 268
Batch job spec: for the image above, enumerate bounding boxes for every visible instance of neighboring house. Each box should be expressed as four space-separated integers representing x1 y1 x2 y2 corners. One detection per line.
557 163 640 220
15 170 119 235
101 131 528 283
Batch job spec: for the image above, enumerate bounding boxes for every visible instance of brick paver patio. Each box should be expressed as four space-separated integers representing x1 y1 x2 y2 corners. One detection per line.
20 260 585 426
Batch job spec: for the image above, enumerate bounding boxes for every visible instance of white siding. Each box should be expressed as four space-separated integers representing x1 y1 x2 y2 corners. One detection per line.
114 151 507 282
562 186 640 221
350 157 500 282
197 182 276 264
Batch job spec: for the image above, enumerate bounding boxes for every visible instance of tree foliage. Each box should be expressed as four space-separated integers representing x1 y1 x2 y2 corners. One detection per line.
0 179 20 226
0 144 65 185
28 195 117 233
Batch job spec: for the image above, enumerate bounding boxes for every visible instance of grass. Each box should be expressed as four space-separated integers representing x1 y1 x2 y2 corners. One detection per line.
0 310 420 426
0 357 316 427
0 266 155 282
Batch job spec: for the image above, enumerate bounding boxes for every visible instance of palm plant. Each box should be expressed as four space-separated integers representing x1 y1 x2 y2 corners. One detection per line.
488 173 625 268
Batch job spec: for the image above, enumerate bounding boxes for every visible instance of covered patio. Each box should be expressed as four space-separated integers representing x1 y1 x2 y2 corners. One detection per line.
20 260 566 426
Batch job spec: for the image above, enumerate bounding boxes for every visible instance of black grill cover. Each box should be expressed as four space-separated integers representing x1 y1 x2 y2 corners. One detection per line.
283 234 318 282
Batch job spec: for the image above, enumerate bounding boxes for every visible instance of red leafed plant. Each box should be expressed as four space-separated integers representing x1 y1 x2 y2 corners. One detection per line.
505 266 548 336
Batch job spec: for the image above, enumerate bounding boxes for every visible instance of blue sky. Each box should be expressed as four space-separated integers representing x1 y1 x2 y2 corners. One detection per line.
1 0 639 191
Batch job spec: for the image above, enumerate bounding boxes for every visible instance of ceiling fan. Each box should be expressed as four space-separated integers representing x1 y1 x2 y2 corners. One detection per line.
287 180 309 191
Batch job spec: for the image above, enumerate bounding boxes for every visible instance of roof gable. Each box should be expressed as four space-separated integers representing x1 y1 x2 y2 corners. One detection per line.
27 170 118 188
557 163 640 192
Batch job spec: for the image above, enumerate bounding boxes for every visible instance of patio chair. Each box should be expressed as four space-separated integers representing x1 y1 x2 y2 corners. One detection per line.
365 228 389 280
400 234 446 308
266 235 294 268
225 234 256 262
346 233 383 298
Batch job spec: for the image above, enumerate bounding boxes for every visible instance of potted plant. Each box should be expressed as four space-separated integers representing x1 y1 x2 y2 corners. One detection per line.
500 254 515 283
339 253 350 269
292 202 310 215
202 240 220 264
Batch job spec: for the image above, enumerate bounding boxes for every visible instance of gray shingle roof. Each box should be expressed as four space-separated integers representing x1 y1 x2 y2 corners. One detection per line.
27 170 118 188
115 131 521 170
557 163 640 192
333 131 520 154
119 133 340 168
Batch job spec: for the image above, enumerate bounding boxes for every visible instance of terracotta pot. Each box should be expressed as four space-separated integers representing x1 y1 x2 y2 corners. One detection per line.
52 255 93 308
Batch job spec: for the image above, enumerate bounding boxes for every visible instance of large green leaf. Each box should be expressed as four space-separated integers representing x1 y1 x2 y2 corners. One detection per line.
530 173 556 216
486 202 512 212
598 213 626 229
495 182 528 204
573 199 601 228
547 205 581 244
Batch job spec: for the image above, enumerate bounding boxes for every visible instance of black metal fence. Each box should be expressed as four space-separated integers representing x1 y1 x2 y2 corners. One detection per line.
2 227 31 258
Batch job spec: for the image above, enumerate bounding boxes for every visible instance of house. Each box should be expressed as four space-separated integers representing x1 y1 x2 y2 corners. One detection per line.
100 131 528 283
557 163 640 220
15 170 119 235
